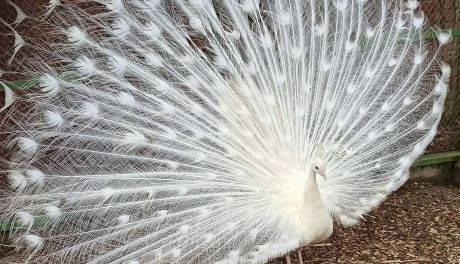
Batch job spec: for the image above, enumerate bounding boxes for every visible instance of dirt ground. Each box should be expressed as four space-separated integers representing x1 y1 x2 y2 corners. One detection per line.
0 182 458 263
268 182 460 264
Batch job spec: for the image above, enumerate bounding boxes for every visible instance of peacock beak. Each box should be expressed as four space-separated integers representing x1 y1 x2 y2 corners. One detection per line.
319 170 326 180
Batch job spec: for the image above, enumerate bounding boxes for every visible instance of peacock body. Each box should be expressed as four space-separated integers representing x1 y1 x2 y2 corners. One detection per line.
0 0 451 263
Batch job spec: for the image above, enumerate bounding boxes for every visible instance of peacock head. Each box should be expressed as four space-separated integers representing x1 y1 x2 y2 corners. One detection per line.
312 144 326 179
312 158 326 180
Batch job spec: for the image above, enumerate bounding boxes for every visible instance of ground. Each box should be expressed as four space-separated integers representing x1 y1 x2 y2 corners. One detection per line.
0 182 459 263
268 182 460 264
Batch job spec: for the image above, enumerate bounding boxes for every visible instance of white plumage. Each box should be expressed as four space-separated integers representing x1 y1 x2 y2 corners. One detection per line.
0 0 451 263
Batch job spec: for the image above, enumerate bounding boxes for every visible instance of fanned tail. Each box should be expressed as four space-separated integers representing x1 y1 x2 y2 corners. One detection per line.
0 0 450 263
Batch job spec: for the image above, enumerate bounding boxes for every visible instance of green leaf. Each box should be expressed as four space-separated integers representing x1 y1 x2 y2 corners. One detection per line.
425 28 460 39
1 79 38 91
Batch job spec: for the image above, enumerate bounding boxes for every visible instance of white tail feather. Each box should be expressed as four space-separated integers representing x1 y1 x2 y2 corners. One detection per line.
0 0 450 263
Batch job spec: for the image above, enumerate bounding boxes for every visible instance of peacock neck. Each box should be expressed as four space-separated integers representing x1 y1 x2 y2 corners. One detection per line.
299 167 333 245
303 169 324 209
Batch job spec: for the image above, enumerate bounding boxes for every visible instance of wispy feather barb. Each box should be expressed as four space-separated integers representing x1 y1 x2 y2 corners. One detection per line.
0 0 450 263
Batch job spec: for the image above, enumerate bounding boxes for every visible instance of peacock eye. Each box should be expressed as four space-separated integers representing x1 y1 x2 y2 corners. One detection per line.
315 166 319 170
